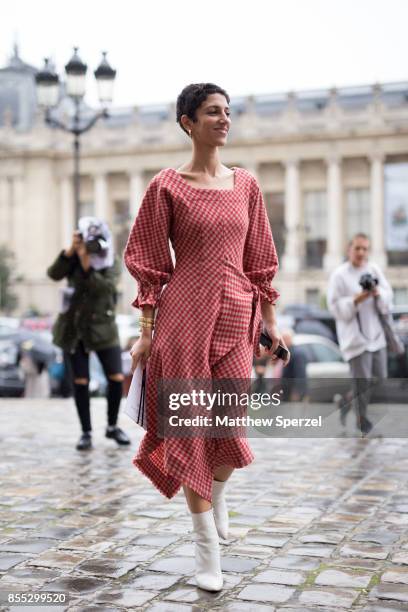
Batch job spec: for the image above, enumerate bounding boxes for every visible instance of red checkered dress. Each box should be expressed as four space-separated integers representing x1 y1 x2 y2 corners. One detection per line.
124 167 280 502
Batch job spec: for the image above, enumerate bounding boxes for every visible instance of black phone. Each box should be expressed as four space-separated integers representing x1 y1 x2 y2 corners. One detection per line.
259 331 289 361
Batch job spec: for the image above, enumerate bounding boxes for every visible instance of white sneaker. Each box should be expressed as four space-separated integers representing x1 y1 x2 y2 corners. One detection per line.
212 479 229 540
191 508 223 591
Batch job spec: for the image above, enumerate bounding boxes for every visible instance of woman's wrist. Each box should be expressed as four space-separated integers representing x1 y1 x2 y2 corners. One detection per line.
139 307 155 338
260 301 277 326
140 327 153 340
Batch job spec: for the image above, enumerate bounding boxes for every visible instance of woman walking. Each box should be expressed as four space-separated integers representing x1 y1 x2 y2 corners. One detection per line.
124 83 289 591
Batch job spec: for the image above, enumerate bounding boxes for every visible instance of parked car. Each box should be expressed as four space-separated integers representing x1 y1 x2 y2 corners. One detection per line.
0 328 104 398
291 334 351 402
296 334 408 403
0 329 57 398
283 304 337 342
0 317 20 336
0 338 25 397
257 333 408 403
283 304 408 379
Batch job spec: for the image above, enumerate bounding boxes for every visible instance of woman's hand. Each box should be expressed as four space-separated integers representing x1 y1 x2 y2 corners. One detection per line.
64 231 82 257
71 232 91 271
263 322 291 366
353 289 373 306
130 335 152 373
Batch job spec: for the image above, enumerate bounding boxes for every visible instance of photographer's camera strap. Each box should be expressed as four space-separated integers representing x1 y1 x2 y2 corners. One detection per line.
355 265 383 344
356 308 383 344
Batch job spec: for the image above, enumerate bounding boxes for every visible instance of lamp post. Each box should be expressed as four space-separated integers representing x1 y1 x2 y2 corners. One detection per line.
35 48 116 223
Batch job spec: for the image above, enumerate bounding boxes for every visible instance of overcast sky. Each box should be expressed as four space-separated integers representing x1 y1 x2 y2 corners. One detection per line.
1 0 407 108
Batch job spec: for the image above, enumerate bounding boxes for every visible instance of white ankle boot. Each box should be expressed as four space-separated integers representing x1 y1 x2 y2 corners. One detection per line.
191 508 223 591
212 479 229 540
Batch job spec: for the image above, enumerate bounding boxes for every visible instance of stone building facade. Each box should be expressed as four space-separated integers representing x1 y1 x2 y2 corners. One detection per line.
1 48 408 315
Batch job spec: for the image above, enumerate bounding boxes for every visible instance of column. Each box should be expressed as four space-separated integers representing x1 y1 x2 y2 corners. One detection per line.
282 159 302 273
0 176 11 244
11 176 26 267
122 171 145 314
370 153 387 268
94 173 109 222
129 170 144 219
323 155 344 271
60 176 75 247
6 176 25 310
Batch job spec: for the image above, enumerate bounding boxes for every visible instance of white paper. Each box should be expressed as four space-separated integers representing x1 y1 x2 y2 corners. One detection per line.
124 361 147 430
59 287 75 313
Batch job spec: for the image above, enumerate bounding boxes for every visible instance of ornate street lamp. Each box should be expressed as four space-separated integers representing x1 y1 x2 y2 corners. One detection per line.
35 47 116 222
94 52 116 105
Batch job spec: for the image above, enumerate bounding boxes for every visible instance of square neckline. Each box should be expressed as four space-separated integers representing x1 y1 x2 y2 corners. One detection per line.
170 167 238 192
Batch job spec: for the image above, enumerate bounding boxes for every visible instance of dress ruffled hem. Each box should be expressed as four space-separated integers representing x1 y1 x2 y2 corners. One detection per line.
133 434 255 503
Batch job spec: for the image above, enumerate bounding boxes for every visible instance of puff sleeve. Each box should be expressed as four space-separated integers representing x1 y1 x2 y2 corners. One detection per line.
124 174 174 309
243 177 280 304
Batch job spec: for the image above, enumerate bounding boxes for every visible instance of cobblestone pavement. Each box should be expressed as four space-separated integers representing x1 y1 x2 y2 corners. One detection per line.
0 398 408 611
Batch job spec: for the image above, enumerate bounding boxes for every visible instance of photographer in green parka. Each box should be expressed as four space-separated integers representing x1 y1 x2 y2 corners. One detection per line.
47 217 130 451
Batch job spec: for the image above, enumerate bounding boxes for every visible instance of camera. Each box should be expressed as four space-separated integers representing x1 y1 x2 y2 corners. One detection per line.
78 232 108 255
359 273 378 291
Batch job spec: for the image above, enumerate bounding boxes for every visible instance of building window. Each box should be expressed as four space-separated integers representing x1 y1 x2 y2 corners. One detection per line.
393 287 408 306
346 188 370 240
112 199 131 255
306 288 320 308
264 192 285 259
78 201 94 218
385 162 408 266
304 190 327 268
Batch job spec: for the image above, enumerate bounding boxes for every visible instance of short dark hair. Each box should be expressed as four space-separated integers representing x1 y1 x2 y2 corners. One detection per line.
176 83 230 135
348 232 370 247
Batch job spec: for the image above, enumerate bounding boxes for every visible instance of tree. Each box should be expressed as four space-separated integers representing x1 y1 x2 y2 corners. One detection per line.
0 246 21 313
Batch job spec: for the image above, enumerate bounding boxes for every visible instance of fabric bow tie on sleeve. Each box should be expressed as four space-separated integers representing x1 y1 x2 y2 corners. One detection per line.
249 284 263 358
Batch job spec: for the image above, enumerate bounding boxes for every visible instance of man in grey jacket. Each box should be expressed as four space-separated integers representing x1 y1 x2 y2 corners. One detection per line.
327 233 393 434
